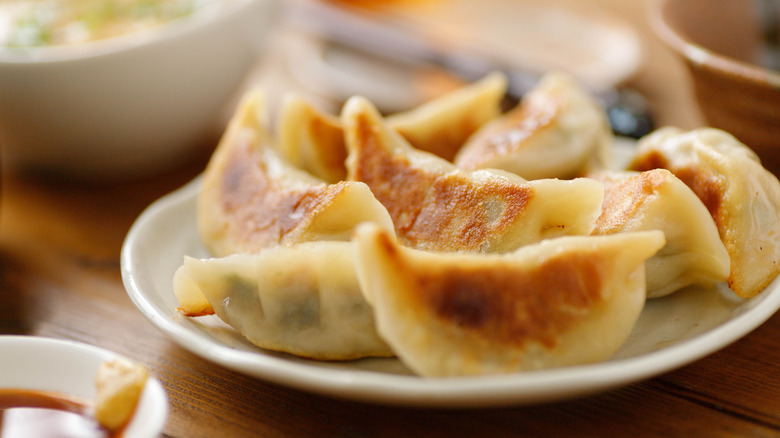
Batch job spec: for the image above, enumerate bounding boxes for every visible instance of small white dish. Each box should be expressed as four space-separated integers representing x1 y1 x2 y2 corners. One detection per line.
120 173 780 407
0 0 279 181
0 335 168 437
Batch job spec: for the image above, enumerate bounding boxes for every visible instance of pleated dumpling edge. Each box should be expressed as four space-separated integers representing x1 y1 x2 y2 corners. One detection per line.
353 223 665 377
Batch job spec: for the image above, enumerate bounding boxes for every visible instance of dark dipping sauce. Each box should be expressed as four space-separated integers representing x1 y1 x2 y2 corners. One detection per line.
0 389 116 438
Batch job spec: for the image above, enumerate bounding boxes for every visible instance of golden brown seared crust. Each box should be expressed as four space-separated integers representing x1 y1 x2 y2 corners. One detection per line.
279 73 504 182
215 138 344 252
592 170 665 234
349 111 432 234
201 92 396 258
630 152 728 232
452 72 613 182
178 307 214 318
369 226 603 350
626 127 780 298
354 224 665 378
588 168 731 298
668 166 726 231
307 112 348 181
629 149 669 171
414 253 602 349
349 110 535 252
457 89 560 165
410 173 531 250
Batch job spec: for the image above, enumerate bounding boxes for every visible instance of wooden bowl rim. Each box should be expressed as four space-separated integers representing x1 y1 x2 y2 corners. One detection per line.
650 0 780 89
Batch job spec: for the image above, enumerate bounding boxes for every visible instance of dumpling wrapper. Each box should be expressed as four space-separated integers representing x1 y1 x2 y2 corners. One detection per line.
276 73 506 183
174 267 214 316
454 72 612 180
628 127 780 298
354 224 665 377
591 169 730 298
386 71 507 161
277 94 348 184
198 90 393 257
342 95 605 253
174 241 393 360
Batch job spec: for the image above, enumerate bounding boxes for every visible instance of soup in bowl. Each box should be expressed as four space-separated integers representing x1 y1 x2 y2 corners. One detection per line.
0 0 279 181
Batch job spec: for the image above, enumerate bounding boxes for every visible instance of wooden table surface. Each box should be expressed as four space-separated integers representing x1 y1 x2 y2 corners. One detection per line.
2 2 780 437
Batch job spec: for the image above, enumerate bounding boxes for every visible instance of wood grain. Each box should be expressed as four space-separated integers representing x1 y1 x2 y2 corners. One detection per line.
1 2 778 437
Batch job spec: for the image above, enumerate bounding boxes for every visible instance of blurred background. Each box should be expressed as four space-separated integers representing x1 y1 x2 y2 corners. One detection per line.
248 0 705 136
3 0 778 180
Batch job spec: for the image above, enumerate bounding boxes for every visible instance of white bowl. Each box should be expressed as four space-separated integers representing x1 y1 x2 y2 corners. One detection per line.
0 335 168 438
0 0 279 181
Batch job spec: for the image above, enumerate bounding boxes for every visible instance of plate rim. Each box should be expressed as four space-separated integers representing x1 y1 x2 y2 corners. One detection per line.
120 177 780 407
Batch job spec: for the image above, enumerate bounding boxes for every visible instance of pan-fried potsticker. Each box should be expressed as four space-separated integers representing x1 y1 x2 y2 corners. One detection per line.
198 90 393 257
590 169 729 298
387 71 507 161
629 127 780 298
174 241 393 360
354 224 665 377
276 72 507 183
455 72 611 180
342 95 604 253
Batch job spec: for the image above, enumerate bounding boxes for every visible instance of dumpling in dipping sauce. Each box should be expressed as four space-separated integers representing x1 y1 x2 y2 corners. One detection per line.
354 224 665 377
629 127 780 298
174 241 393 360
455 72 611 180
342 95 604 253
591 169 730 298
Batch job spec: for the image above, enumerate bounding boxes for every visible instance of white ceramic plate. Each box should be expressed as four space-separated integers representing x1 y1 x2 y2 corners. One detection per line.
0 336 168 437
120 174 780 408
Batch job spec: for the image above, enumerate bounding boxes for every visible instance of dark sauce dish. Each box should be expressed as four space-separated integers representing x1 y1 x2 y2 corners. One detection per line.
0 388 112 438
0 336 167 438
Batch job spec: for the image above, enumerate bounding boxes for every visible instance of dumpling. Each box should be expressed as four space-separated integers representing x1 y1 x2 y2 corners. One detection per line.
174 267 215 316
275 72 507 183
342 95 604 253
591 169 730 298
354 224 665 377
277 94 347 183
198 90 393 257
174 241 393 360
628 127 780 298
454 72 612 180
386 71 507 161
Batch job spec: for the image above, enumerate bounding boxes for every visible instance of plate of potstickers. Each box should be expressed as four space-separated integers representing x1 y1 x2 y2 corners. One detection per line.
121 72 780 407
